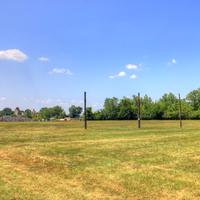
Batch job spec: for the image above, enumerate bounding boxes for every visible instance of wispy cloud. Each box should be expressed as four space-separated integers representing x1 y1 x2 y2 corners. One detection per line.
109 75 115 79
49 68 73 75
126 64 138 70
168 58 177 65
109 71 126 79
130 74 137 79
92 102 103 111
38 57 49 62
0 49 28 62
0 97 6 101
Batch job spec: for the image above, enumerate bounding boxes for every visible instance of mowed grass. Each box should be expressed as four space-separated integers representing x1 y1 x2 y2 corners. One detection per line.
0 121 200 200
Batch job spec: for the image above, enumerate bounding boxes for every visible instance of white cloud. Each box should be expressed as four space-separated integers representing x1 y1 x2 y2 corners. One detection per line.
0 49 27 62
172 59 176 64
109 75 115 79
0 97 6 101
126 64 138 70
38 57 49 62
109 71 126 79
168 58 177 65
130 74 137 79
118 71 126 76
49 68 73 75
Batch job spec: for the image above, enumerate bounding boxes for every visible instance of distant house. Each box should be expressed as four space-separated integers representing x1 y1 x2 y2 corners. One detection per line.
65 117 71 121
14 107 21 116
59 117 71 121
32 109 37 115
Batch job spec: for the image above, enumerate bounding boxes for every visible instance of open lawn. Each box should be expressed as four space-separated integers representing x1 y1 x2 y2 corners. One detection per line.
0 120 200 200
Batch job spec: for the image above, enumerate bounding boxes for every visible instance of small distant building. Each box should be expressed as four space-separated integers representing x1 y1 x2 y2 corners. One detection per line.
59 117 71 121
31 109 37 116
14 107 21 116
32 109 37 115
65 117 71 121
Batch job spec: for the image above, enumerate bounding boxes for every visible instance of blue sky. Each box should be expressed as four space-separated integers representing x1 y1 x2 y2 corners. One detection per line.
0 0 200 111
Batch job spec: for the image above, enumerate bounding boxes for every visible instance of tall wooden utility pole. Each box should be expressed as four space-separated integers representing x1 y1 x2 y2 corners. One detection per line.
137 92 141 128
84 91 87 129
178 93 182 128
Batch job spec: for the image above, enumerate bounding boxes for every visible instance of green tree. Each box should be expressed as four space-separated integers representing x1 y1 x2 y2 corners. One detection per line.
141 95 155 119
93 110 106 120
39 106 66 120
103 97 119 120
151 101 163 119
180 99 192 119
158 93 179 119
118 97 136 120
51 106 66 119
24 109 32 118
86 107 94 120
69 105 83 118
186 88 200 110
39 107 51 120
1 108 14 116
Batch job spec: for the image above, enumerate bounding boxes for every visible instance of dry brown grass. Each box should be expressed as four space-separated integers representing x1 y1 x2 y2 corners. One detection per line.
0 120 200 199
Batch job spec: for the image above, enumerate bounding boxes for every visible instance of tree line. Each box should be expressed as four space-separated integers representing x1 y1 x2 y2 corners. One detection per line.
87 88 200 120
1 88 200 120
0 105 83 121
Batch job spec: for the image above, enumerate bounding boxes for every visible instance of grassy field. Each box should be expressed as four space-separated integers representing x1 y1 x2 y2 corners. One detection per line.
0 120 200 200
